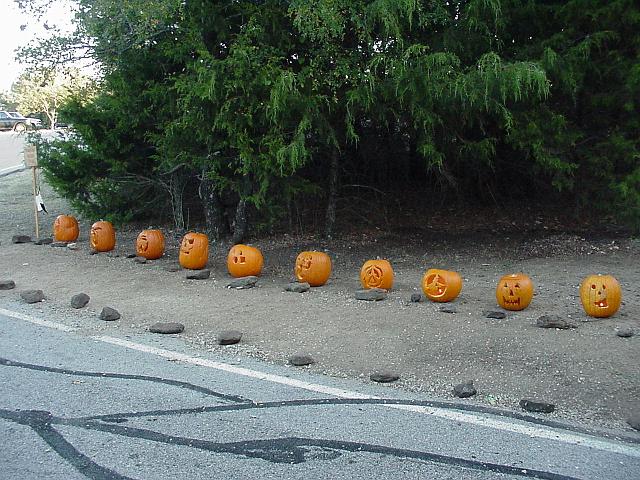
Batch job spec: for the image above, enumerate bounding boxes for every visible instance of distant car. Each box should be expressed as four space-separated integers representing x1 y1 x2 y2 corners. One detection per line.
0 110 29 132
8 111 42 129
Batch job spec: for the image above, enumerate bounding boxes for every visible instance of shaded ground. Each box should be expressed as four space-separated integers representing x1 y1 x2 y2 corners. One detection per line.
1 169 639 433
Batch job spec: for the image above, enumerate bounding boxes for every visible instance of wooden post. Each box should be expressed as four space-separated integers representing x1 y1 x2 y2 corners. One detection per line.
32 166 39 238
24 144 39 239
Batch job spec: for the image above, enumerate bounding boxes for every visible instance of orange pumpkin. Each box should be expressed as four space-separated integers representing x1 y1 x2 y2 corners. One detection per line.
579 274 622 318
421 269 462 302
360 259 394 290
53 214 79 242
227 244 264 277
295 251 332 287
179 232 209 270
136 229 165 260
496 273 534 310
90 221 116 252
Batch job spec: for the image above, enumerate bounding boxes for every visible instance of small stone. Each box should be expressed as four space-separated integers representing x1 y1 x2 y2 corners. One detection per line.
285 282 310 293
51 241 68 247
370 371 400 383
67 243 78 250
35 238 53 245
289 353 316 366
126 253 137 259
453 380 477 398
70 293 90 309
149 322 185 334
616 327 634 338
106 252 120 258
536 315 576 329
0 280 16 290
89 250 99 255
486 311 506 319
186 269 210 280
227 276 258 289
218 330 242 345
100 307 121 321
355 288 387 301
163 265 182 272
627 414 640 431
20 289 44 303
410 293 422 303
440 306 457 314
134 256 147 264
12 235 32 244
520 399 555 414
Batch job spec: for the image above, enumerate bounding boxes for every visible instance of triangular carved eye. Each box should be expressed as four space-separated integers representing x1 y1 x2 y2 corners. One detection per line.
514 284 520 288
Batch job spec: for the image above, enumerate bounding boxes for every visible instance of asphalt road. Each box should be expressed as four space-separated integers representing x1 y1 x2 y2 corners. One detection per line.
1 308 639 480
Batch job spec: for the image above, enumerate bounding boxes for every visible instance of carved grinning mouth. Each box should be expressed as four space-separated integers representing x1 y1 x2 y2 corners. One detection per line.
594 299 608 308
502 297 520 306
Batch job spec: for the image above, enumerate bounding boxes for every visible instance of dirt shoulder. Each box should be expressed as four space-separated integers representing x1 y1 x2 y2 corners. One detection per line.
1 170 639 434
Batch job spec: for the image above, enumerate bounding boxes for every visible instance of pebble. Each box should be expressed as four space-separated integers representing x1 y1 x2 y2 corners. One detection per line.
289 353 316 366
100 307 121 321
370 371 400 383
134 256 147 264
410 293 422 303
285 282 310 293
12 235 32 244
616 327 634 338
35 238 53 245
20 289 44 303
485 311 506 319
186 269 210 280
218 330 243 345
440 306 457 314
67 243 78 251
520 398 555 413
453 380 477 398
70 293 90 309
149 322 185 334
355 288 387 301
0 280 16 290
536 315 576 329
106 252 120 258
126 253 138 259
227 276 258 289
51 241 68 248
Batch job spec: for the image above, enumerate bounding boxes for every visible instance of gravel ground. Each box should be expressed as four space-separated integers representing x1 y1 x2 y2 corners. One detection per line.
1 169 639 435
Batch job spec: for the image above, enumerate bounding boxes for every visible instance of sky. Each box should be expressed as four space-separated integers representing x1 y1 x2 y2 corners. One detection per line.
0 0 76 92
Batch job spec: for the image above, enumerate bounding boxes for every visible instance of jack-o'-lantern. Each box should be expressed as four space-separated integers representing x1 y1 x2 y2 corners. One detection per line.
136 229 165 260
179 232 209 270
360 259 394 290
295 251 332 287
53 214 79 242
579 274 621 318
227 244 263 277
90 221 116 252
496 273 533 311
421 269 462 303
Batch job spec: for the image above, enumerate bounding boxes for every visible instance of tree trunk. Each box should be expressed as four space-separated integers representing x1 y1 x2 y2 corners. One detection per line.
323 149 339 238
198 168 228 239
231 176 252 244
169 172 186 231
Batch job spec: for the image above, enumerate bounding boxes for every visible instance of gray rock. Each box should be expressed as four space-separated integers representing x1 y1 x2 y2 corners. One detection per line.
486 311 506 319
51 241 68 248
0 280 16 290
35 238 53 245
370 371 400 383
106 252 120 258
149 322 185 334
616 326 635 338
285 282 310 293
627 414 640 431
20 289 44 303
186 269 210 280
100 307 121 321
70 293 90 309
126 253 137 259
67 243 78 250
440 306 457 314
134 256 147 264
218 330 243 345
520 398 555 414
410 293 422 303
227 276 258 289
536 315 576 329
12 235 32 244
355 288 388 301
89 250 99 255
289 353 316 366
163 264 182 272
453 380 477 398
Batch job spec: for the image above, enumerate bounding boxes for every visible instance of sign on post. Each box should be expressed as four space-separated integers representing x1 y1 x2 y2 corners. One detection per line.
24 144 38 167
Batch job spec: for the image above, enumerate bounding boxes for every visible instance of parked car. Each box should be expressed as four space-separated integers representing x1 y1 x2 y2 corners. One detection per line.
8 111 42 129
0 110 41 131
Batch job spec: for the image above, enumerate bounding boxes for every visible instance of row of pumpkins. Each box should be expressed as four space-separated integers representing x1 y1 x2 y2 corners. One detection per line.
53 215 623 319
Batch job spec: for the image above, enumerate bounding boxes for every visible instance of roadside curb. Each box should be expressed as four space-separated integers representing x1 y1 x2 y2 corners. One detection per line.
0 165 25 178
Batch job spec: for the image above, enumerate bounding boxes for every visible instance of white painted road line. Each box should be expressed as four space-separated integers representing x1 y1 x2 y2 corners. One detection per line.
2 306 639 459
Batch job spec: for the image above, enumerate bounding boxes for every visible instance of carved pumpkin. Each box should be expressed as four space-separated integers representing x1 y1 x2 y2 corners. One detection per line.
53 214 79 242
579 274 622 318
179 232 209 270
496 273 534 311
90 221 116 252
227 244 264 277
295 251 332 287
421 269 462 303
136 229 165 260
360 259 394 290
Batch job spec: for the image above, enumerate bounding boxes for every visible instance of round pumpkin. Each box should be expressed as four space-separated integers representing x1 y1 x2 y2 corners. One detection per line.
579 274 621 318
136 229 165 260
227 244 264 277
421 269 462 303
90 221 116 252
53 214 79 242
295 251 332 287
179 232 209 270
360 259 394 290
496 273 533 311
